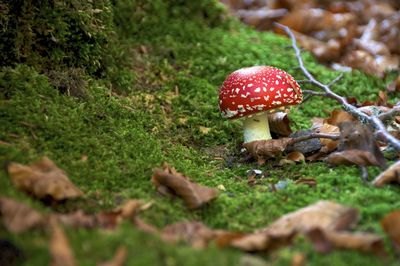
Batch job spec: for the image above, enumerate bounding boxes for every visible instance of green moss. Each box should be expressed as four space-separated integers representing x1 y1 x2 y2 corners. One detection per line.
1 0 399 265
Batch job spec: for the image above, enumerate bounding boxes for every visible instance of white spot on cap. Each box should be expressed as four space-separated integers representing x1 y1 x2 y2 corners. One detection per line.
287 88 293 92
235 88 240 94
254 87 261 93
270 87 275 92
275 80 279 85
264 96 270 101
263 87 267 92
247 83 253 87
276 75 282 79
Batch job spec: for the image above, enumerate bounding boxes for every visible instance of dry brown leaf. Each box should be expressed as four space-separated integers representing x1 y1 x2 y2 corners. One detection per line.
381 210 400 249
373 161 400 187
286 151 305 163
152 164 219 209
267 112 292 136
97 246 127 266
56 210 97 229
97 200 144 229
230 230 296 252
341 50 384 77
294 178 317 187
236 8 287 31
7 157 83 201
263 201 358 234
325 150 383 167
318 124 340 152
243 138 292 165
132 217 159 234
332 122 387 168
49 219 76 266
227 201 357 253
324 109 355 126
161 221 216 249
291 253 306 266
307 228 385 255
0 197 44 233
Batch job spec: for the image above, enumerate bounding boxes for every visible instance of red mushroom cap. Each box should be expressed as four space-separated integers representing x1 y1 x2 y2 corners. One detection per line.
219 66 302 119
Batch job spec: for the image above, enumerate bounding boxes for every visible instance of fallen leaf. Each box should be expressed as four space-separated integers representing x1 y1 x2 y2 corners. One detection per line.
243 138 292 165
267 112 292 136
0 197 44 233
286 151 305 163
229 230 295 252
227 201 357 252
132 217 159 234
49 219 76 266
161 221 216 249
263 201 358 234
291 253 306 266
56 210 97 229
325 150 383 167
307 228 385 255
318 124 340 152
294 178 317 187
324 110 355 126
97 246 127 266
381 210 400 249
7 157 83 201
152 164 219 209
330 122 387 169
372 161 400 187
97 200 144 229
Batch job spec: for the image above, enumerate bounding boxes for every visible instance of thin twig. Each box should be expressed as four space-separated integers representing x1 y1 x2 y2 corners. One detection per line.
327 73 344 87
378 106 400 122
302 90 327 97
289 133 340 145
274 22 400 152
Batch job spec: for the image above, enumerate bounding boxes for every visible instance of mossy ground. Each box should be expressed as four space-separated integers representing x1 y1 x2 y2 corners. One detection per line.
1 1 399 265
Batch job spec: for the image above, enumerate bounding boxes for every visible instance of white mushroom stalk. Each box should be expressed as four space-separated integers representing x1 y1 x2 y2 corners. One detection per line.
219 66 303 143
243 112 272 143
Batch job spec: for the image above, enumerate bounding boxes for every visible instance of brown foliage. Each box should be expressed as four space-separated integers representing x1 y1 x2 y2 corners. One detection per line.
7 157 83 201
152 164 219 209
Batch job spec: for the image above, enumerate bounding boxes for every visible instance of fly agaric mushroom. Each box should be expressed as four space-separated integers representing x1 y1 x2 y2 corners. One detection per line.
219 66 302 143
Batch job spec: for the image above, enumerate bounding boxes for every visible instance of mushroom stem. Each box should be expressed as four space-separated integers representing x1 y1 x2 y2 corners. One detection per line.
243 112 272 143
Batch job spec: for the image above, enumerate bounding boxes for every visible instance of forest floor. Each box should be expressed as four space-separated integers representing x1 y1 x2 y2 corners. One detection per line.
1 1 399 265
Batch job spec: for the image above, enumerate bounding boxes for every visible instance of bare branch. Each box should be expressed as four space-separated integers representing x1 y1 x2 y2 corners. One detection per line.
274 22 400 152
378 106 400 122
303 90 327 97
327 73 344 87
289 133 340 146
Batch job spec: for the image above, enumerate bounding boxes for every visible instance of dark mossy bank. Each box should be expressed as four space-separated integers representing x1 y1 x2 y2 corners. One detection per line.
1 1 399 265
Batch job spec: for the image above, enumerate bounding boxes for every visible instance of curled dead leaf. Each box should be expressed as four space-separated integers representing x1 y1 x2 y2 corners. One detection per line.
286 151 305 163
7 157 83 201
161 221 216 249
294 178 317 187
243 138 292 165
324 110 355 126
381 210 400 249
152 164 219 209
373 161 400 187
49 219 76 266
0 197 44 233
318 124 340 152
307 228 385 255
263 201 359 234
325 150 383 167
267 112 292 136
97 246 127 266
